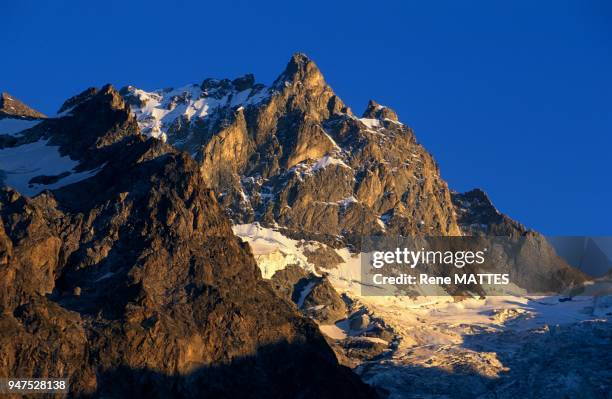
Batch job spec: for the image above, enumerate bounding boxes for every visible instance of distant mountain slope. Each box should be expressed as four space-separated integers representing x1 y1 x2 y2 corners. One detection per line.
0 92 47 143
0 92 46 119
0 86 133 195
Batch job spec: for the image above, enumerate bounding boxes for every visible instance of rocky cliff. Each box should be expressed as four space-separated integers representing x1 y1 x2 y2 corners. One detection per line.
0 86 376 398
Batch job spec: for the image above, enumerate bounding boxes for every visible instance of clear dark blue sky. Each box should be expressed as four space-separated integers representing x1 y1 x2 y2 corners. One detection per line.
2 1 611 235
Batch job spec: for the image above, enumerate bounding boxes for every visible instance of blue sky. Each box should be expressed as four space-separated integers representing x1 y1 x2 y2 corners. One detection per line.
2 0 611 235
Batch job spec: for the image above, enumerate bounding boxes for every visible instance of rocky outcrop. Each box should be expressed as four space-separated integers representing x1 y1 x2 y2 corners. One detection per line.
270 265 348 324
451 188 588 291
452 189 525 236
0 85 141 196
301 241 345 271
0 86 376 399
0 92 46 119
362 100 398 122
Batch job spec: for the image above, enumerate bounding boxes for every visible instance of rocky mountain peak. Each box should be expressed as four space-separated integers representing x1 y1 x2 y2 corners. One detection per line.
452 188 528 236
199 74 264 101
273 52 326 90
0 92 46 119
232 73 256 91
362 99 398 121
47 84 139 167
119 56 460 240
458 188 493 204
57 84 127 115
58 87 98 114
266 53 349 124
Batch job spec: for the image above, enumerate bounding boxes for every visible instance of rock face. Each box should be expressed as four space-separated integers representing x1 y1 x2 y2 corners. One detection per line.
362 99 398 122
0 86 376 398
123 53 585 294
452 189 587 292
124 53 462 248
0 92 46 119
452 189 525 236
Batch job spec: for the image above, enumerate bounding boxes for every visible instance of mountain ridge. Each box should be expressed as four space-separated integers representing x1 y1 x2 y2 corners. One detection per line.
0 91 46 119
0 85 377 398
0 54 594 397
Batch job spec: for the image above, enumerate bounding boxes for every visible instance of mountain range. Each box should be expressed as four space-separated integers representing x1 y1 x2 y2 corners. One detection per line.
0 53 605 398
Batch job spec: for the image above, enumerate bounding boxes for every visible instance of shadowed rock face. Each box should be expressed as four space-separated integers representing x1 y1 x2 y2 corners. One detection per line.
0 86 376 398
452 188 526 236
451 188 588 291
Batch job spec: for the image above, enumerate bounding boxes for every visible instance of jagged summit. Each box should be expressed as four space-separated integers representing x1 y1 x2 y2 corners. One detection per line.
200 73 264 99
120 54 460 239
57 87 98 114
452 188 528 236
456 188 494 204
0 92 46 119
362 99 398 121
273 52 326 89
57 84 130 116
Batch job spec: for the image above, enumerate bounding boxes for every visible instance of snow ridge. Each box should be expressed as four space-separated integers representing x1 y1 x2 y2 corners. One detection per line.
123 80 270 141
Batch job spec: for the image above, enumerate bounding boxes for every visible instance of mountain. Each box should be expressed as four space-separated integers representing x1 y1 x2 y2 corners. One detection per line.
0 86 376 398
0 92 47 149
123 53 461 248
123 53 585 293
0 92 46 119
0 86 132 195
0 54 598 398
548 236 612 277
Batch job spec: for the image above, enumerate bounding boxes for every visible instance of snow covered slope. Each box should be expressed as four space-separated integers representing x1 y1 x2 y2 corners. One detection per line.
1 85 135 196
0 118 41 136
121 76 269 152
234 222 612 399
0 138 102 196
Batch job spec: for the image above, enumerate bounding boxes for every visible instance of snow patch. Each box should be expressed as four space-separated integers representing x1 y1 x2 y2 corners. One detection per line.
296 281 317 308
124 82 271 142
311 155 349 172
232 223 316 278
359 118 381 129
0 139 102 196
338 196 358 207
0 118 41 136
